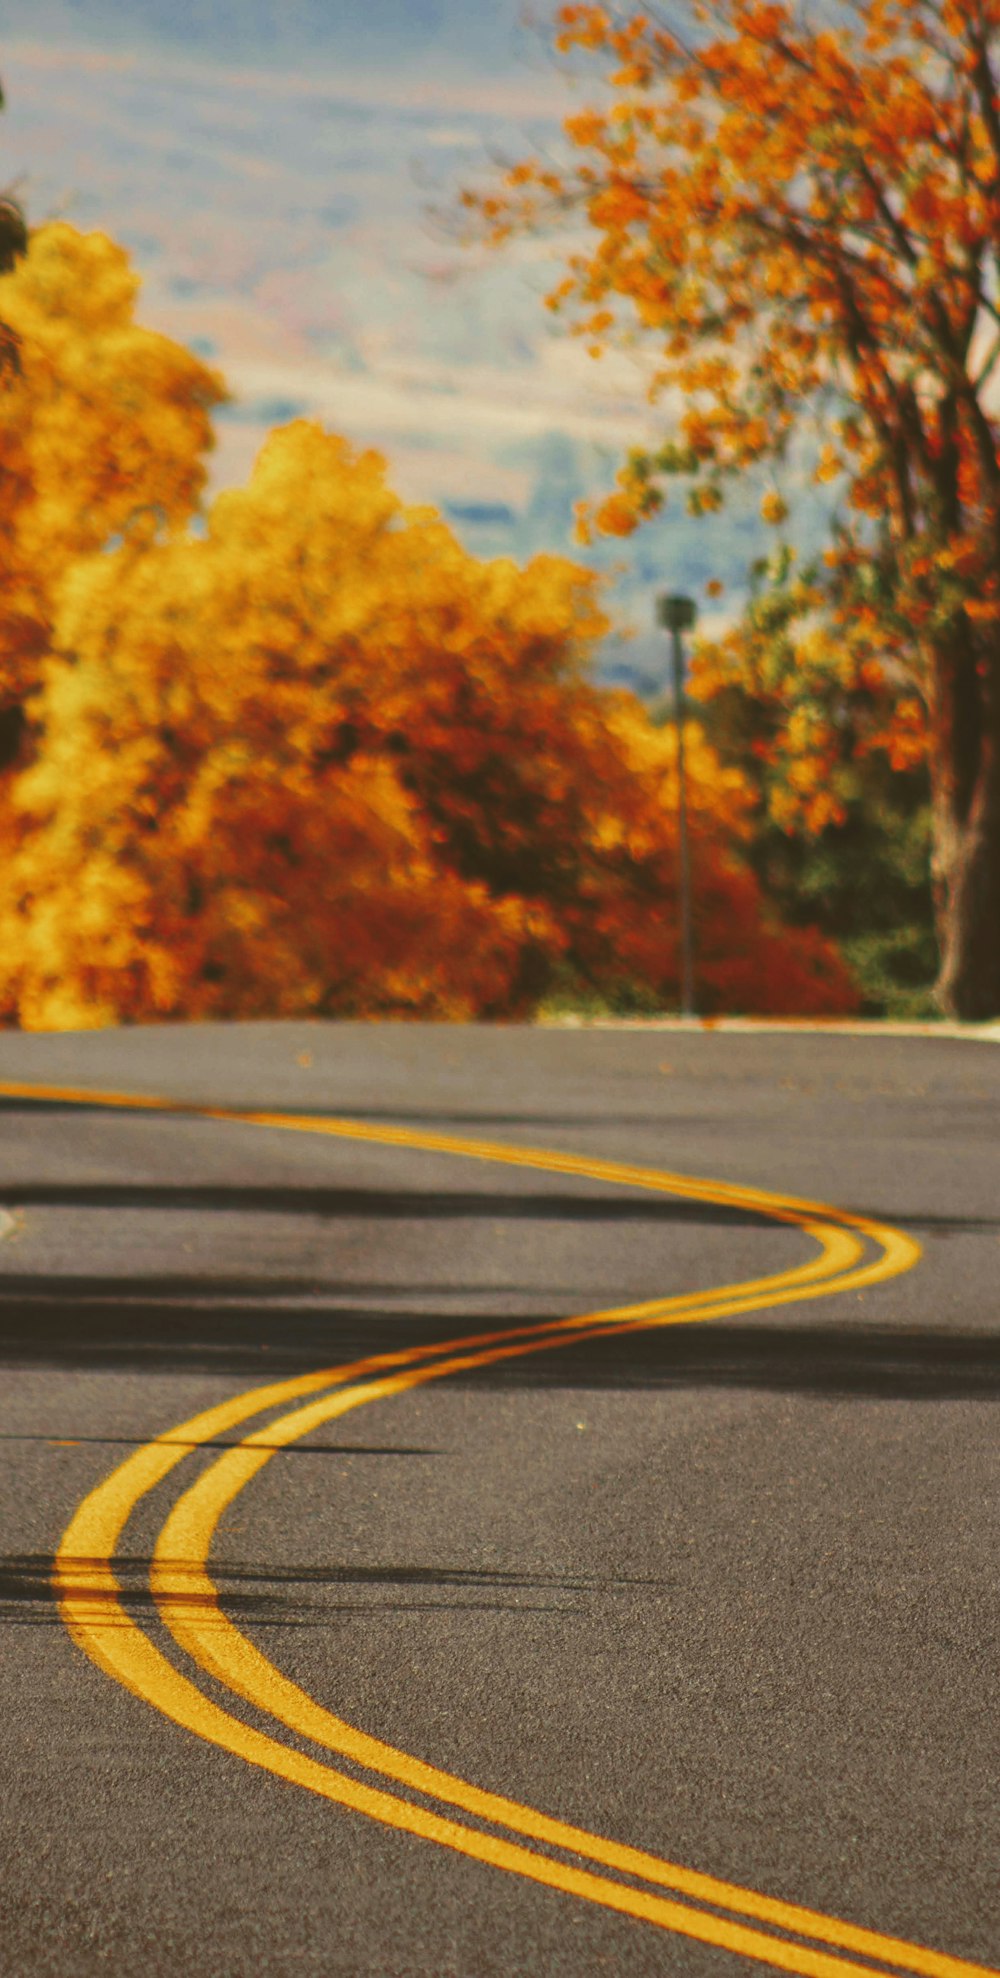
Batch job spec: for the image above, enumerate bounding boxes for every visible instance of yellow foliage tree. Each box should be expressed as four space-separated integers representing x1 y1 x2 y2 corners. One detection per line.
0 223 226 738
0 228 858 1025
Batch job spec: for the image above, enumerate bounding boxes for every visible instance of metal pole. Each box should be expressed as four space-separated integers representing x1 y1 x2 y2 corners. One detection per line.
671 622 696 1019
656 594 697 1017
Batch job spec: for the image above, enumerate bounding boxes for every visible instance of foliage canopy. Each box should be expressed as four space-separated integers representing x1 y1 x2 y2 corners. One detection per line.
467 0 1000 1017
0 224 858 1027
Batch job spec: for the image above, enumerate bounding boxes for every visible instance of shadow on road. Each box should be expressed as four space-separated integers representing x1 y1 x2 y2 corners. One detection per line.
0 1549 657 1627
0 1097 717 1132
2 1160 997 1392
1 1271 998 1395
1 1180 784 1226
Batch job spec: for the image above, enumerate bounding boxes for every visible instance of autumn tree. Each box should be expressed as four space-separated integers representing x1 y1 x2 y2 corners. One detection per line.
0 228 857 1029
0 222 227 775
0 423 565 1025
469 0 1000 1017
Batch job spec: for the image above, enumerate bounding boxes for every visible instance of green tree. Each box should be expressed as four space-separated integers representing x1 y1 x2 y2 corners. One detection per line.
685 553 937 1015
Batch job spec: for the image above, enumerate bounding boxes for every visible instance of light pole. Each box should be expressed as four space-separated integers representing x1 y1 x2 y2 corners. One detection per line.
655 592 697 1019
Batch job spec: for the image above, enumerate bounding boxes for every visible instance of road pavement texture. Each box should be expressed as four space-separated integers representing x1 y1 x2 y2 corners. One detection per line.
0 1020 997 1978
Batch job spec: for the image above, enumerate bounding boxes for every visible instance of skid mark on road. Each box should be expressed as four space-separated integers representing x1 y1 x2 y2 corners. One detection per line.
0 1079 988 1976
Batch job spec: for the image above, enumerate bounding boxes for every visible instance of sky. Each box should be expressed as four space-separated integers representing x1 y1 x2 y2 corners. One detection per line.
1 1 830 689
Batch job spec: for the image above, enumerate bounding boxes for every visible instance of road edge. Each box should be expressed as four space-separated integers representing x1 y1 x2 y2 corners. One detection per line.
541 1015 1000 1039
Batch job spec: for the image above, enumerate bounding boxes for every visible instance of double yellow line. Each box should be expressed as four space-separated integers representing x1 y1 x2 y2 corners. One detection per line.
0 1078 991 1977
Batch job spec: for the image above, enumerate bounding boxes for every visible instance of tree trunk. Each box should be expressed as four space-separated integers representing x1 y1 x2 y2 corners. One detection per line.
930 634 1000 1020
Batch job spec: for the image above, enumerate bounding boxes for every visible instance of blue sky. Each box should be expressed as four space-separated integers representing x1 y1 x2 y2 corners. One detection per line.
1 2 824 688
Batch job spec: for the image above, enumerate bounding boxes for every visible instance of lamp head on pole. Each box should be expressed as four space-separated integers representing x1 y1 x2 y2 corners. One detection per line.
655 592 697 633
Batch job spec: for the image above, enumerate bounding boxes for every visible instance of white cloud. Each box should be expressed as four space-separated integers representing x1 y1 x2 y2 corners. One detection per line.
217 353 657 452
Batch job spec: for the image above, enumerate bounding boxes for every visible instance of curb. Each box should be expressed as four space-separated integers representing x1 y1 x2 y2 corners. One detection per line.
540 1016 1000 1040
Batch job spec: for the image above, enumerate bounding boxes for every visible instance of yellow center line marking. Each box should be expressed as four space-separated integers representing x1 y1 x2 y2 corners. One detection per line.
13 1076 985 1978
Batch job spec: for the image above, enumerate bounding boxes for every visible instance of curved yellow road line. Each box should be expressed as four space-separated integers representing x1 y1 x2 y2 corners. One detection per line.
20 1078 987 1977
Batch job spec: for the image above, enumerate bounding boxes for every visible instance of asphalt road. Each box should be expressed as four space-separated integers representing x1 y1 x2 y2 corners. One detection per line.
0 1020 997 1978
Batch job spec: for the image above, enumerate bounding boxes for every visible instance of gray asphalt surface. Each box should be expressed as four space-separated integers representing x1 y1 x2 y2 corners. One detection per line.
0 1020 997 1978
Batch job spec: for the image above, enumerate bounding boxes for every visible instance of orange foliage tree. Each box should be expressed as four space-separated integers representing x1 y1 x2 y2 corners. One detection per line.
467 0 1000 1018
0 222 227 770
0 224 857 1025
